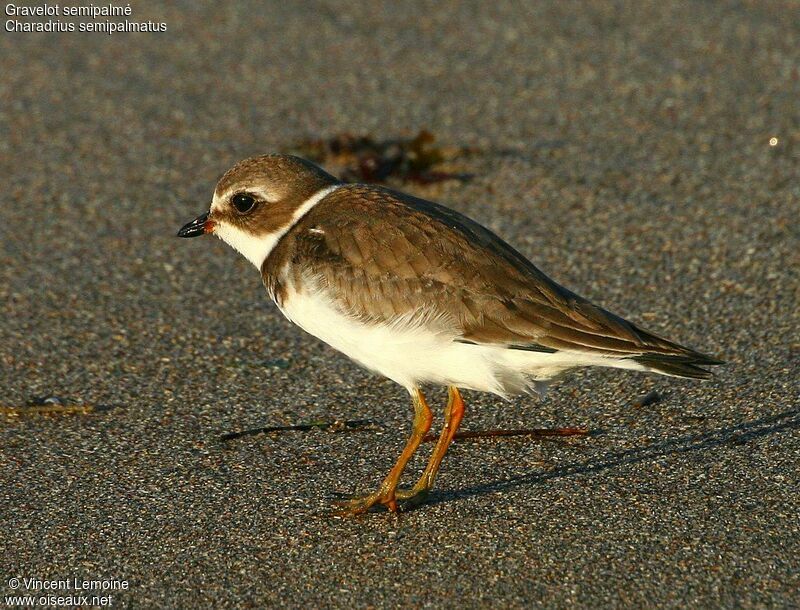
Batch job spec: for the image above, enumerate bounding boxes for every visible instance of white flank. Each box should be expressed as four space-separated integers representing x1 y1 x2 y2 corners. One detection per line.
276 277 647 397
212 185 341 268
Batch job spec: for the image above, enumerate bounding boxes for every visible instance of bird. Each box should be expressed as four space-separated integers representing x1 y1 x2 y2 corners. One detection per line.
177 154 722 515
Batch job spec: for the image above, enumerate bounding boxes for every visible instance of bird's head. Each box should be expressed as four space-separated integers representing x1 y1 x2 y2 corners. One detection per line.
178 154 339 268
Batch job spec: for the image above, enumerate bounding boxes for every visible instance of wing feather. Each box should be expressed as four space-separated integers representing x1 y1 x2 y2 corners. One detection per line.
271 185 718 368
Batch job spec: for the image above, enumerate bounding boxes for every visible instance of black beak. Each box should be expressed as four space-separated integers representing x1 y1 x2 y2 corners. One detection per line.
177 212 210 238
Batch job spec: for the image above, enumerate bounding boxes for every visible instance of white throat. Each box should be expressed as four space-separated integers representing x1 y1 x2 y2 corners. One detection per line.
213 184 341 269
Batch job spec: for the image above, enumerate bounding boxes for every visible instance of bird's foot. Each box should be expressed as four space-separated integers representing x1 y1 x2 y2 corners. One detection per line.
332 489 399 516
395 486 430 509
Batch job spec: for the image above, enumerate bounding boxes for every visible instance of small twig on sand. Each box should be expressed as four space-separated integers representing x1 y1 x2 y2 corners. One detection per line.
424 427 590 443
220 419 380 441
1 404 97 417
221 420 589 443
2 396 109 417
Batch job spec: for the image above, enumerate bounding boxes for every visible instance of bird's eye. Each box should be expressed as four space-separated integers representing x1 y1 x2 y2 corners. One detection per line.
232 193 256 213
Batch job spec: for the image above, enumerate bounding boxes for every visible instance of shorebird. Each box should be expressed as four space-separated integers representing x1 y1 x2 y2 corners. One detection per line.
178 154 722 515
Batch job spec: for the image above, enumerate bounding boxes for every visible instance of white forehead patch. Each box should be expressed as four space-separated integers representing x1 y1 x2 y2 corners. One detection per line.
211 184 341 269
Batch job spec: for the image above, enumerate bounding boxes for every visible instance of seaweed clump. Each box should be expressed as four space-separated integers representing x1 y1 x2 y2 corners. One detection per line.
295 130 473 185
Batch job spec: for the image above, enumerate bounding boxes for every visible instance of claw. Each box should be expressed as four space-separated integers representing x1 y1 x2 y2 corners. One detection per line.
396 487 430 509
331 490 399 516
396 487 429 501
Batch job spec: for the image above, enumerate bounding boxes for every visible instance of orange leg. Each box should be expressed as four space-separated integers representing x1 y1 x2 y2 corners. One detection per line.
397 386 465 505
334 388 432 516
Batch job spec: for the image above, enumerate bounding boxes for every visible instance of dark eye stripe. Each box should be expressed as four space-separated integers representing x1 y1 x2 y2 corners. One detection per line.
232 193 255 213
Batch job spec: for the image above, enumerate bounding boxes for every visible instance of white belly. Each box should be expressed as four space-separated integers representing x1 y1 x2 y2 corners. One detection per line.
274 276 650 397
277 287 483 390
275 283 626 397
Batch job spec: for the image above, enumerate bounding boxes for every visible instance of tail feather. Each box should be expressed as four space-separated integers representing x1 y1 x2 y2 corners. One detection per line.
632 351 724 380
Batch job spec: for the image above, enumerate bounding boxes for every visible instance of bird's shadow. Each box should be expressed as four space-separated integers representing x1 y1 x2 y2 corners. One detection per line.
422 407 800 508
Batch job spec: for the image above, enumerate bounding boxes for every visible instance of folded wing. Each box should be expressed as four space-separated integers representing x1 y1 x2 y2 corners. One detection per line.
280 185 722 378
